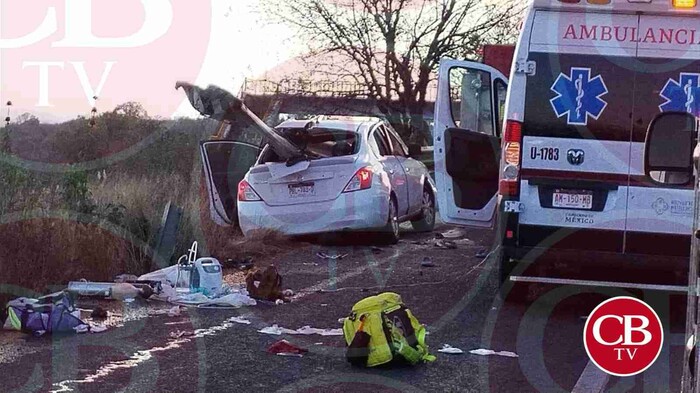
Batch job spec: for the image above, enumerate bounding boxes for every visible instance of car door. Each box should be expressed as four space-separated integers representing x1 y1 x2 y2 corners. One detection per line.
385 126 424 216
200 139 262 226
433 59 508 227
372 126 410 217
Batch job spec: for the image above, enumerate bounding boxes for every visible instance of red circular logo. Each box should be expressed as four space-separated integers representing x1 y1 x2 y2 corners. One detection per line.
583 296 663 377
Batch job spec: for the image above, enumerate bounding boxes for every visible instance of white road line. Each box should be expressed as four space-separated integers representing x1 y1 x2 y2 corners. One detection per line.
572 361 610 393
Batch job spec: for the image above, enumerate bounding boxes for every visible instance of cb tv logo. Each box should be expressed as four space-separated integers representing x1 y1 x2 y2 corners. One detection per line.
583 296 663 377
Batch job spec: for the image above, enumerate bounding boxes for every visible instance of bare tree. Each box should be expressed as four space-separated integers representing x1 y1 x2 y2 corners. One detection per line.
265 0 523 142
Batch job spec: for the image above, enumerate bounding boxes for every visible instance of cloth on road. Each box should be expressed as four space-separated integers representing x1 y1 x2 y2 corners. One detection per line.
438 344 464 354
469 349 518 358
258 324 343 336
267 340 307 357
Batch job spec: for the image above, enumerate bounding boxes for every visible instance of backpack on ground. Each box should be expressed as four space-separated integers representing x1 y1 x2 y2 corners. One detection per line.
342 292 435 367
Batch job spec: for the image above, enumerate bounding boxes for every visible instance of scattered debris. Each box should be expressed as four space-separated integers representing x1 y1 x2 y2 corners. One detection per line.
282 289 295 297
475 249 489 258
246 265 290 302
229 316 252 325
258 324 343 336
114 274 139 283
4 293 87 336
275 299 284 305
371 247 384 254
469 349 519 358
110 283 146 301
438 344 464 355
224 256 255 270
454 238 475 246
434 240 457 249
441 229 465 239
316 252 349 260
168 306 182 317
90 325 108 333
67 281 156 300
267 339 308 357
169 330 195 339
434 233 445 240
90 307 108 319
173 291 257 308
343 292 435 367
420 257 436 268
74 325 90 334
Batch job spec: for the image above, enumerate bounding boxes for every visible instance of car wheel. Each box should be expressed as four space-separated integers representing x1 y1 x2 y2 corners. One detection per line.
411 188 435 232
379 197 400 245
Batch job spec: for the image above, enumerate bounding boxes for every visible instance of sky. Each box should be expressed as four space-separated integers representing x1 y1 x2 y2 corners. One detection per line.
0 0 301 123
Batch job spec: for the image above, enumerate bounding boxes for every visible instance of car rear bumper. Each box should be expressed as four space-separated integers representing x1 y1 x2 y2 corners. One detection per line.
238 191 389 236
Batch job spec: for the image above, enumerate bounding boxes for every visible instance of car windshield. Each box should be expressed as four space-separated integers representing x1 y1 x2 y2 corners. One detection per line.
263 128 359 162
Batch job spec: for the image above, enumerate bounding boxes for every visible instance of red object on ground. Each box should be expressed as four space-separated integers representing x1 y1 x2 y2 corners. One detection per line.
267 340 308 356
482 45 515 78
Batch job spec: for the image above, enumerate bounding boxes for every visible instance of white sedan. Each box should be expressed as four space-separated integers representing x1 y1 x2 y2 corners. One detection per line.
181 84 436 243
236 117 436 243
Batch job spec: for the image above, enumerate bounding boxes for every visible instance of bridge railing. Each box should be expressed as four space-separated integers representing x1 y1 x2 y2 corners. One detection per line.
242 78 373 98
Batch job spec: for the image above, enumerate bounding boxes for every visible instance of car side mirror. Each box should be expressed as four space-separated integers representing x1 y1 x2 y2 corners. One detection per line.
644 112 698 185
408 144 422 159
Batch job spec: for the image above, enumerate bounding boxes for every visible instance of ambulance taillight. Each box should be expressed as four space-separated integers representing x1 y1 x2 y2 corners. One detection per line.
672 0 696 8
499 120 522 197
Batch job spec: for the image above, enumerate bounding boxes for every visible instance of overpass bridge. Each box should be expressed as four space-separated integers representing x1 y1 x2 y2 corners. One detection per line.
240 78 435 122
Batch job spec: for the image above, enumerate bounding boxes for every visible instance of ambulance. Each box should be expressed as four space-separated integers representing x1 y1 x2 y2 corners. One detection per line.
434 0 700 288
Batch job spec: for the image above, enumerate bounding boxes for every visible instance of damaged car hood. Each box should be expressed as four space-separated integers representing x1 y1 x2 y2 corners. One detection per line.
176 81 302 161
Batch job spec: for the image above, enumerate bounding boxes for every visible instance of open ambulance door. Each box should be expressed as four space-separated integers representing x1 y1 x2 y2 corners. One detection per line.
200 140 261 226
433 59 508 228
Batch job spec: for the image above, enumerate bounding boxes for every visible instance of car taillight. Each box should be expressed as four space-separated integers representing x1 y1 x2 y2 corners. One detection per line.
499 120 522 197
238 180 262 202
673 0 696 8
343 167 373 193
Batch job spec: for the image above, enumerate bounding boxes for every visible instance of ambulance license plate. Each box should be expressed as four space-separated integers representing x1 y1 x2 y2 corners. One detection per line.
552 190 593 209
288 182 315 198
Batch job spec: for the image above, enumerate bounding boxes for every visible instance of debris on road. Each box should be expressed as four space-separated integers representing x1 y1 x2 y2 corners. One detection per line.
224 256 255 270
267 339 308 357
258 324 343 336
168 306 182 317
169 330 195 339
110 283 145 301
371 246 384 254
90 325 108 333
469 349 519 358
114 274 139 283
420 257 436 268
440 229 466 239
316 252 349 260
438 344 464 355
67 280 157 300
246 265 290 302
475 249 489 258
3 293 90 336
434 240 457 249
229 316 252 325
343 292 435 367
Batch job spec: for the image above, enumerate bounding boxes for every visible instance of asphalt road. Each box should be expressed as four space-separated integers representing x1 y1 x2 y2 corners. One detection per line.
0 224 689 392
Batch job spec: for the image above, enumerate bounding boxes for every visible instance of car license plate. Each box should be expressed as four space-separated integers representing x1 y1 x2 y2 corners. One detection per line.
552 190 593 209
288 182 315 198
